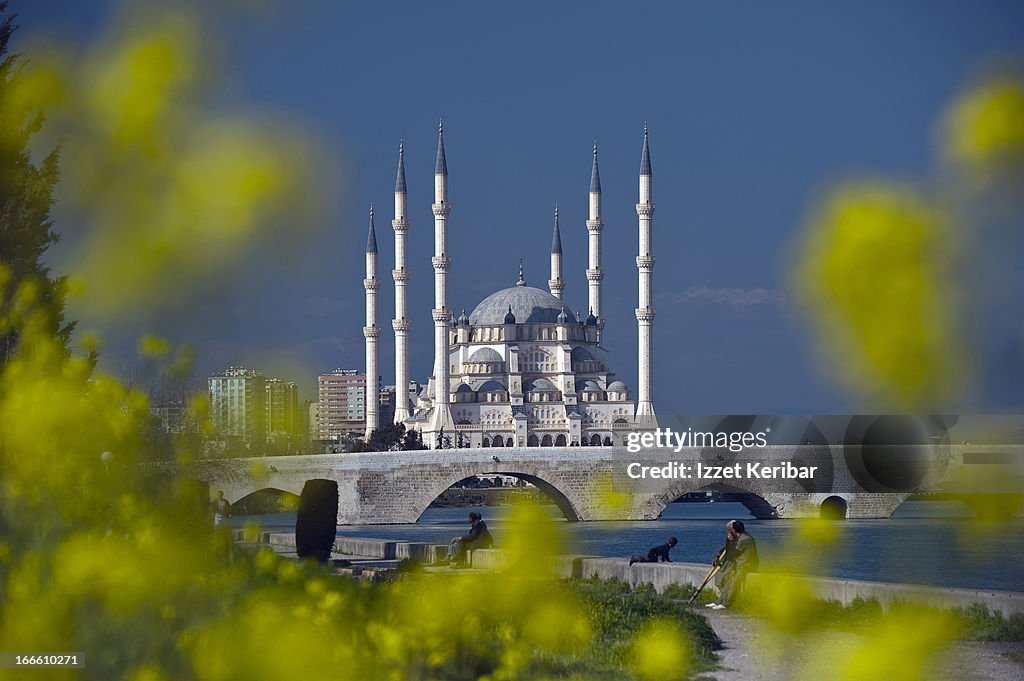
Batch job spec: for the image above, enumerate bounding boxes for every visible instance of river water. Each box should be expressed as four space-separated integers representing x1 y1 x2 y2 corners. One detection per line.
234 501 1024 592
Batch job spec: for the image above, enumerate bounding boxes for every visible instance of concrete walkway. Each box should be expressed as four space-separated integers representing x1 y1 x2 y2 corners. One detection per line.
698 608 1024 681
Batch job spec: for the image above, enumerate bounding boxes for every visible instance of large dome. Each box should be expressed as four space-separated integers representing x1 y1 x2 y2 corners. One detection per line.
469 285 565 325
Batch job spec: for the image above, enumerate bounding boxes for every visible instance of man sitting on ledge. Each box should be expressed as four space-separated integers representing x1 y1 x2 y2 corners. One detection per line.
629 536 678 565
446 511 494 567
707 520 758 610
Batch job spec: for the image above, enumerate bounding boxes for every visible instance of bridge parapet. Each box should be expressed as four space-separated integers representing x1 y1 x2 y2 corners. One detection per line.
187 444 1012 524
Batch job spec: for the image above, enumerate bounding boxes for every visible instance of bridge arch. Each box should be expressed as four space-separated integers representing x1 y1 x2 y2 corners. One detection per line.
638 480 781 520
231 487 301 515
820 495 848 520
411 467 584 523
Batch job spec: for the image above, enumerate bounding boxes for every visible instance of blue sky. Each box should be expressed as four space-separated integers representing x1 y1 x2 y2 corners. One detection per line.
19 0 1024 411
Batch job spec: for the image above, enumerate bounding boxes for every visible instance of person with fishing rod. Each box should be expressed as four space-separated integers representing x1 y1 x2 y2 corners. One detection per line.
703 520 759 610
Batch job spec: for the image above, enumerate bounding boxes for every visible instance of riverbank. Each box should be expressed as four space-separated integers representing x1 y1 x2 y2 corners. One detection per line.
233 530 1024 679
234 501 1024 590
233 529 1024 617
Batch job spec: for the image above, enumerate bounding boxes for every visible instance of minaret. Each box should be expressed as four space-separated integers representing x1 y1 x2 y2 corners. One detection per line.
363 205 380 439
429 120 455 441
586 142 605 340
548 205 564 300
635 124 657 424
392 142 412 423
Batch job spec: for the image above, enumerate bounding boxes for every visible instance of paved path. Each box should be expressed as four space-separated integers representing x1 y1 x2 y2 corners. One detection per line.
698 609 1024 681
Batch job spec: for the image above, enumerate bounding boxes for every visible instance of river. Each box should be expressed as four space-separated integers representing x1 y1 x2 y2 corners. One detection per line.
234 501 1024 592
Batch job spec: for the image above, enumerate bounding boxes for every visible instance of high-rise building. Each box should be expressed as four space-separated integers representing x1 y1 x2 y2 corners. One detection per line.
378 386 396 428
150 399 186 433
305 400 320 441
208 367 267 447
317 369 367 440
265 378 299 437
378 381 420 434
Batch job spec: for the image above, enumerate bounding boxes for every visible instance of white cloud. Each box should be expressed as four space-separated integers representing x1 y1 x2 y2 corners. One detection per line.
300 296 352 317
664 285 789 308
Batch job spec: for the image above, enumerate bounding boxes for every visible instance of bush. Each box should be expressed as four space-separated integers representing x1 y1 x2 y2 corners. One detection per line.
661 583 706 602
955 604 1024 642
295 479 338 563
568 578 721 673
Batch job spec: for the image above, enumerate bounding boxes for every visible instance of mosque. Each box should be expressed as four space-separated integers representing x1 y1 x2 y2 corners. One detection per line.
362 123 657 448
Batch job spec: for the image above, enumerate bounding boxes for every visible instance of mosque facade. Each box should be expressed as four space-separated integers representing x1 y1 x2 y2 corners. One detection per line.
363 124 657 448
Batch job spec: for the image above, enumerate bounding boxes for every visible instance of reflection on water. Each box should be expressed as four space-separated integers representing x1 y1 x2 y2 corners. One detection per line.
234 501 1024 591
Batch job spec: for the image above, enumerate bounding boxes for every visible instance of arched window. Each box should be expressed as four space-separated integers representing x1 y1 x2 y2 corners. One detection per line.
528 434 539 447
482 437 490 447
491 436 503 448
590 433 601 446
541 434 553 447
505 437 513 447
603 436 613 446
555 434 567 447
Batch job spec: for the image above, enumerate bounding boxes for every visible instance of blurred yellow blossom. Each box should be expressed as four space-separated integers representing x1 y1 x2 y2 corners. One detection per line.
792 184 967 410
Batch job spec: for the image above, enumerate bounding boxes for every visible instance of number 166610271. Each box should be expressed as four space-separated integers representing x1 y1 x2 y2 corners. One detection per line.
2 653 84 667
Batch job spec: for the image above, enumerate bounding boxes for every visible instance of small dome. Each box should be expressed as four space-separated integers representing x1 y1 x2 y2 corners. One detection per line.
585 309 598 326
607 380 628 392
450 315 458 328
557 307 569 324
579 380 601 392
455 383 474 393
458 308 469 326
571 346 594 362
503 305 517 324
477 380 505 392
468 347 503 363
526 377 556 392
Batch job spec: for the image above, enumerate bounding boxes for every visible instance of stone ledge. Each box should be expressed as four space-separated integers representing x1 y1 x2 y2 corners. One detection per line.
467 548 511 570
395 541 433 561
476 551 1024 616
235 533 1024 616
333 537 397 559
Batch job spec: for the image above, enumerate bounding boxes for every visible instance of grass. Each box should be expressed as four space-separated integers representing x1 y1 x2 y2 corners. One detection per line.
660 581 717 605
734 593 1024 642
369 573 723 680
955 603 1024 642
568 576 721 674
485 576 723 678
561 576 1023 681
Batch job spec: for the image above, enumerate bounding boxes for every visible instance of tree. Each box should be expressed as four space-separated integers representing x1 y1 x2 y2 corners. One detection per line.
401 426 426 451
348 422 427 452
351 422 404 452
0 2 73 368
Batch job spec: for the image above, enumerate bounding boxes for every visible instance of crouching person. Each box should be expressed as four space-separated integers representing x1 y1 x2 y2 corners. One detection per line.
707 520 758 610
629 536 678 565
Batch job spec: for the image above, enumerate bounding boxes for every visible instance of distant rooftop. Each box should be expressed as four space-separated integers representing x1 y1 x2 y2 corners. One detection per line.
211 366 260 378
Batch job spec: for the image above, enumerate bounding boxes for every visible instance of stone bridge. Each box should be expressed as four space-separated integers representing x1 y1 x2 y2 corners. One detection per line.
187 444 1022 523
